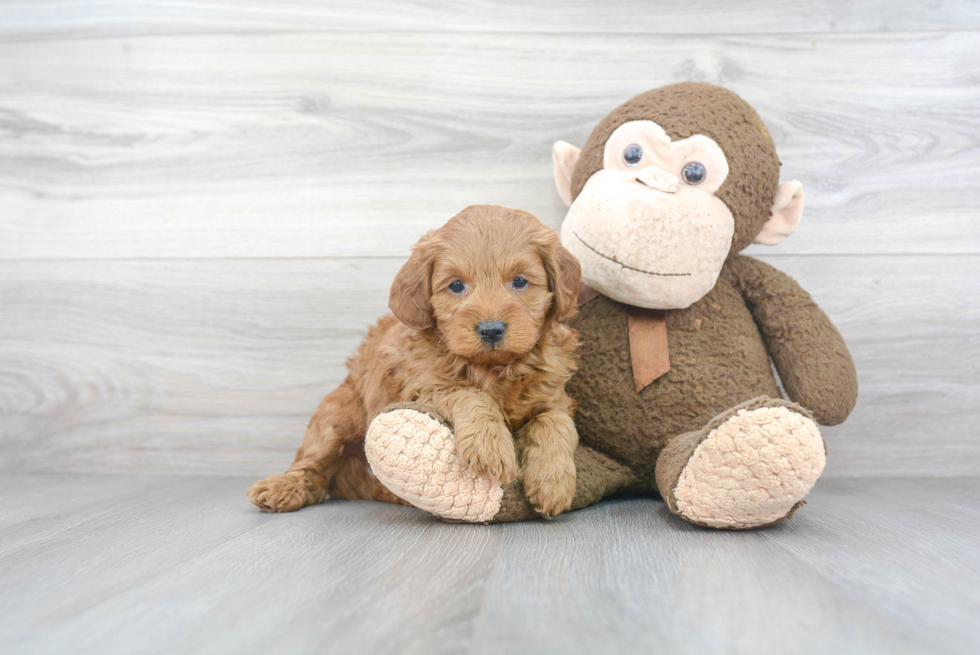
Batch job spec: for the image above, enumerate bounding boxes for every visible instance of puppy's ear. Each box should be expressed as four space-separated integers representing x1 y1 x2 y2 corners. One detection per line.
538 228 582 322
390 234 436 330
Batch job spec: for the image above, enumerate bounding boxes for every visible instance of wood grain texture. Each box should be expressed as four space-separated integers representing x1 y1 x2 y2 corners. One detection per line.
1 31 978 259
1 5 977 651
1 474 978 655
1 6 978 481
3 0 979 39
1 255 977 477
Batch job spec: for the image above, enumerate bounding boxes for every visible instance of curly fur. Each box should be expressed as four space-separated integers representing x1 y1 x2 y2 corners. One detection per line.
248 205 582 518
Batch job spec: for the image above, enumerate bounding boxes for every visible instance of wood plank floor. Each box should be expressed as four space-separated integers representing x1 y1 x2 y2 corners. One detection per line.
1 475 977 655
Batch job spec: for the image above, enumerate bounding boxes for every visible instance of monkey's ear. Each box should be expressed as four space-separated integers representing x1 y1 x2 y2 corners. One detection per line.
754 180 804 246
553 141 581 207
540 231 582 322
389 237 436 329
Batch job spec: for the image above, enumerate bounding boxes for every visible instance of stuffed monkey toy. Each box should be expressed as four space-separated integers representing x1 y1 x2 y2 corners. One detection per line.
365 82 857 529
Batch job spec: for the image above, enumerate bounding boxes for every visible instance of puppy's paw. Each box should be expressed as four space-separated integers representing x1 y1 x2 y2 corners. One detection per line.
455 423 518 484
247 473 316 512
523 456 576 519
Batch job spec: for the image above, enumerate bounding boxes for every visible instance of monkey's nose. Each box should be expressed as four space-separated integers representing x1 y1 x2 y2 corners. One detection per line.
477 320 507 345
635 166 679 194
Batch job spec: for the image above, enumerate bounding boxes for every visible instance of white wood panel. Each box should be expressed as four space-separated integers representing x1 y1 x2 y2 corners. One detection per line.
1 254 976 477
3 0 979 39
1 31 978 259
1 474 978 654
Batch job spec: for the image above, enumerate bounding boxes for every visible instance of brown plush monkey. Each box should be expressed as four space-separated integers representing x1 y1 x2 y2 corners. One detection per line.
366 82 857 529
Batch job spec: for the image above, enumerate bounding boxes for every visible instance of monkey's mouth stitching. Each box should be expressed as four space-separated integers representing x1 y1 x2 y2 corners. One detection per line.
572 231 691 277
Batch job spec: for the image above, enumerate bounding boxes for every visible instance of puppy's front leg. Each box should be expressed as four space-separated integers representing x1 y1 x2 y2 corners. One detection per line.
425 388 517 484
517 399 578 518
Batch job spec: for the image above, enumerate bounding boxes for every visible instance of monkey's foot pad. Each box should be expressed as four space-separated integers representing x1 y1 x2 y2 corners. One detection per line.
673 404 826 529
365 405 503 523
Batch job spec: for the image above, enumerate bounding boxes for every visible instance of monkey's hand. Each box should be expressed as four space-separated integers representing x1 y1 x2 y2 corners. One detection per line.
733 255 858 426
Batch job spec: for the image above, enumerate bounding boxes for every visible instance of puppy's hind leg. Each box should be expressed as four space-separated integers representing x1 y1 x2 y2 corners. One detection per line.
248 381 366 512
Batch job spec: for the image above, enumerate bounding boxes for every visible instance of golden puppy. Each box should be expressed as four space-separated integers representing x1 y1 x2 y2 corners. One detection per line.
248 205 582 518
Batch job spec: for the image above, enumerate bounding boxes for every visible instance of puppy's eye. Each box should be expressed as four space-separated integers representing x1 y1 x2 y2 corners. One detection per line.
682 161 706 185
448 280 464 294
512 277 528 290
623 143 643 167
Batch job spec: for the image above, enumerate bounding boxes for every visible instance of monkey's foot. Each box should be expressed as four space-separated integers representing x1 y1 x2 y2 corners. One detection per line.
656 397 826 530
365 403 504 523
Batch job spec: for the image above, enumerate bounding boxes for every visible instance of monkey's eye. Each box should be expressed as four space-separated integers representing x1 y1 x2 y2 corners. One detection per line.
623 143 643 167
682 161 706 185
448 280 465 294
512 277 528 290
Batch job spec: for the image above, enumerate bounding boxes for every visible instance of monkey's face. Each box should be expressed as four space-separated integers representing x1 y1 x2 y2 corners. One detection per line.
560 120 734 310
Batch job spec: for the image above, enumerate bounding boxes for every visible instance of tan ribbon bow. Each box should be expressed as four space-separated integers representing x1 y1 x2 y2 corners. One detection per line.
577 285 670 392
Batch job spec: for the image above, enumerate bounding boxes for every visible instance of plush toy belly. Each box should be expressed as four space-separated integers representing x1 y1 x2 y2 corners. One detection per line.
567 284 782 485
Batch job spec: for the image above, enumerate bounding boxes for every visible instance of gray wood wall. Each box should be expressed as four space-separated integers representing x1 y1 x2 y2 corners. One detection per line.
2 1 978 478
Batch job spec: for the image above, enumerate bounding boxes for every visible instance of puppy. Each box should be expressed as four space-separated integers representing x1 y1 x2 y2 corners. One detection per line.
248 205 582 518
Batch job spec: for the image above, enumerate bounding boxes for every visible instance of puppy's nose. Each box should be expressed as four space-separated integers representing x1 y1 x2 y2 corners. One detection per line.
477 320 507 345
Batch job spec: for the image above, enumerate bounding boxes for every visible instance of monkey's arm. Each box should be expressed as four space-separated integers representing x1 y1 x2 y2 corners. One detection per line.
730 255 858 426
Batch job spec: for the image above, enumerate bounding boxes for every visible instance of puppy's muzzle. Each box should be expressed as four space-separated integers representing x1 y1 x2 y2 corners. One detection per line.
476 320 507 345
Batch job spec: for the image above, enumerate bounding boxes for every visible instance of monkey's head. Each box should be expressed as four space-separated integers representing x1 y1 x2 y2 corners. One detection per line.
553 82 804 310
